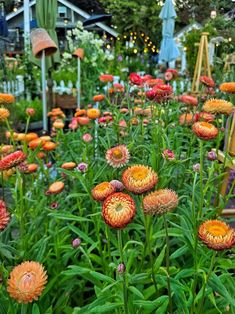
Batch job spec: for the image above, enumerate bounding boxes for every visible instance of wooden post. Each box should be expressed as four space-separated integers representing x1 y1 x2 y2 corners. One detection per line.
191 32 211 95
212 113 235 216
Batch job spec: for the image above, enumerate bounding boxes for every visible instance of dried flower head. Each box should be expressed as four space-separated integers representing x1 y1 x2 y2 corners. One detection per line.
7 261 47 303
192 121 218 140
203 99 234 115
0 93 15 105
61 162 76 170
0 107 10 122
122 165 158 194
106 145 130 168
219 82 235 94
48 181 65 194
92 182 115 202
102 192 136 228
0 151 26 171
198 220 235 250
200 76 215 87
143 189 178 215
0 200 10 230
178 95 198 106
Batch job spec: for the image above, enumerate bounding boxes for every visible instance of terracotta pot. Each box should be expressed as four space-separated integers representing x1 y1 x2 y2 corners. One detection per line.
31 28 57 58
73 48 84 59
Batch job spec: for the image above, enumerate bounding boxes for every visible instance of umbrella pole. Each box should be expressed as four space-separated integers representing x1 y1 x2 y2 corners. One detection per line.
77 58 80 109
41 49 48 131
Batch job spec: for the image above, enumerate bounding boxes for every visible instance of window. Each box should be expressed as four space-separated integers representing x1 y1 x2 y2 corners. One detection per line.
58 6 67 18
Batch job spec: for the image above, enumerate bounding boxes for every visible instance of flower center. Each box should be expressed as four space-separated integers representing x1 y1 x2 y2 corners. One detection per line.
115 203 123 212
132 168 148 180
113 149 123 159
201 122 212 129
98 183 109 192
207 225 228 236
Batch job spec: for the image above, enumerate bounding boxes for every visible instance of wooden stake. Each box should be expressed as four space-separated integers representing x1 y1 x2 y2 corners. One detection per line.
191 32 211 95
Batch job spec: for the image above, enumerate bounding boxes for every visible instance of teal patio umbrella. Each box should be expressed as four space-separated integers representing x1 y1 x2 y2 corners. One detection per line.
158 0 179 64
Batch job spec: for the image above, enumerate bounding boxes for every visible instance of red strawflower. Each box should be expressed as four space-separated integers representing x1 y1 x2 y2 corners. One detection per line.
129 73 142 86
200 76 215 88
178 95 198 106
0 151 26 171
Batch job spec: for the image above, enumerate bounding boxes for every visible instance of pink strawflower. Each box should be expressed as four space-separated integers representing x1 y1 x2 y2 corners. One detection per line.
77 162 88 172
106 145 130 168
162 149 175 160
82 133 93 142
110 180 124 192
26 108 36 116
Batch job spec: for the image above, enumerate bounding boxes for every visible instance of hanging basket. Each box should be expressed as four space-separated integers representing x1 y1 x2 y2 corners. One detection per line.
55 94 77 109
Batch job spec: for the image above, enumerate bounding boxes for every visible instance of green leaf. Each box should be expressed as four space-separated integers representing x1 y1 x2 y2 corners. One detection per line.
208 273 235 307
128 286 145 299
48 212 91 222
170 245 188 259
154 245 166 272
32 304 40 314
175 268 194 280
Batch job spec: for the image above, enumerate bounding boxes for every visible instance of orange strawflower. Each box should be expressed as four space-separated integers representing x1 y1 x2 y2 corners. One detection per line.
61 162 76 170
75 109 87 117
48 181 65 194
0 93 15 105
0 145 14 155
203 99 234 115
53 120 64 129
198 112 215 122
0 151 26 171
192 121 218 140
102 192 136 228
25 133 38 143
93 94 105 102
7 261 47 303
28 138 45 150
42 141 57 151
92 182 115 202
87 108 100 119
219 82 235 94
198 220 235 250
143 189 178 215
0 200 10 230
77 116 90 126
106 145 130 168
122 165 158 194
179 113 196 126
0 107 10 122
99 74 114 83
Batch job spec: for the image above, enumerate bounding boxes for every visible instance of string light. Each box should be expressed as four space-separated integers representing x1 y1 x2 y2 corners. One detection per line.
133 48 138 54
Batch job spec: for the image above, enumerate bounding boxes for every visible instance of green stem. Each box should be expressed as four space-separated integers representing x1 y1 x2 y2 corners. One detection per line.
197 251 217 313
163 214 173 314
190 173 199 314
198 140 204 219
1 172 4 201
25 116 31 134
144 215 158 294
117 229 129 314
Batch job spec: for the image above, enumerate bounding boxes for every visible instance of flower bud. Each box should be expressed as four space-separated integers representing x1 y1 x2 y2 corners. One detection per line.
207 151 217 161
117 263 126 274
72 238 81 248
193 163 200 172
